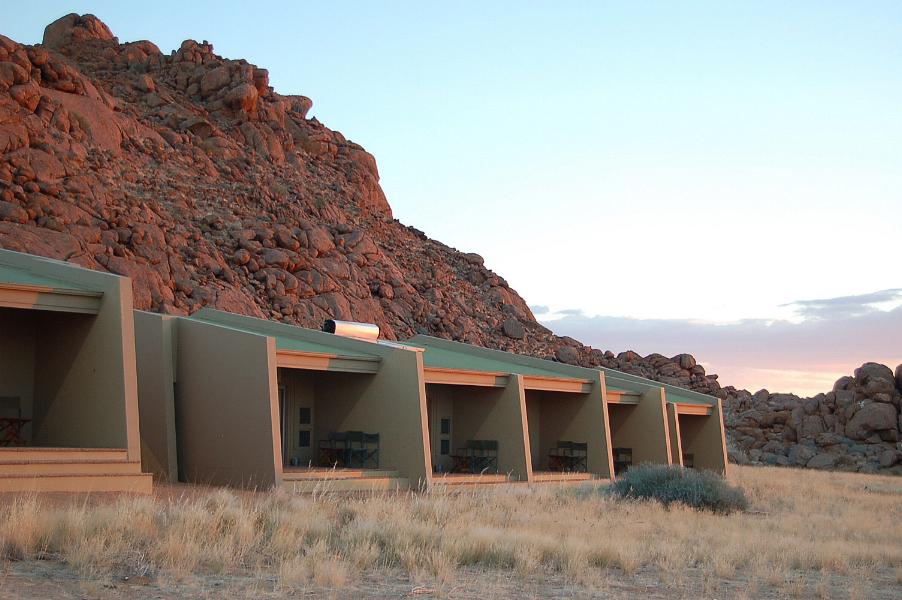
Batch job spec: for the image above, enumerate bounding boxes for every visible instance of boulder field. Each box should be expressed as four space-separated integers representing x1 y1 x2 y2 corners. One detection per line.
1 14 899 474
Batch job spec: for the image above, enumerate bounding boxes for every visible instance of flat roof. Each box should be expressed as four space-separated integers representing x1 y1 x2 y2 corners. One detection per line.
409 334 716 404
189 309 379 361
406 336 596 394
0 263 94 293
601 368 716 406
0 261 104 314
664 391 714 406
407 339 582 379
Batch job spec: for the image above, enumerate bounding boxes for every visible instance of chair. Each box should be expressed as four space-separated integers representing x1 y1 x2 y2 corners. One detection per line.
569 442 588 472
682 453 695 469
613 447 632 475
318 431 348 467
449 448 472 473
451 441 476 473
363 433 380 469
548 440 573 472
346 431 366 468
0 397 28 447
474 440 498 473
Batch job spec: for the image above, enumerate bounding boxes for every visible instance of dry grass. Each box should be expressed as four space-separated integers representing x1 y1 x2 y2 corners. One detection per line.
0 465 900 596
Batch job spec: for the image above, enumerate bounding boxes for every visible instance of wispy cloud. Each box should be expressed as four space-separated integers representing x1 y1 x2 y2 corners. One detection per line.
539 291 902 396
782 288 902 320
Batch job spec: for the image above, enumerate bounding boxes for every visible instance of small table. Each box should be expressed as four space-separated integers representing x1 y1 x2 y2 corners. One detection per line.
0 417 31 446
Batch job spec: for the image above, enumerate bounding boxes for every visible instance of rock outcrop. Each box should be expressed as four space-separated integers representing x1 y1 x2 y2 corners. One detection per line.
0 15 898 474
724 362 902 475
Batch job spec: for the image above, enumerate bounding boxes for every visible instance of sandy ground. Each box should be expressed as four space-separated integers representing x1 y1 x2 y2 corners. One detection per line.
0 561 898 599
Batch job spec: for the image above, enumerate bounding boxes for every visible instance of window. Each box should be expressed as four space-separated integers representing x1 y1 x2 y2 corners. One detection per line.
298 430 311 448
440 439 450 455
440 418 450 435
299 407 311 425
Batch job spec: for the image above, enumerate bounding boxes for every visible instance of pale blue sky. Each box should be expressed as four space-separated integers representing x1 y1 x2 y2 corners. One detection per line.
7 2 902 392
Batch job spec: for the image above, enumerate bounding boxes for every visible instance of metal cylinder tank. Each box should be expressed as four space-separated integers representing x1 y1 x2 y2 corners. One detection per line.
322 320 380 341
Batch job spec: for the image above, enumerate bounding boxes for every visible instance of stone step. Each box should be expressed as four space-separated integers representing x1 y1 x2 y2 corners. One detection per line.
531 471 594 483
0 448 128 462
0 472 152 493
281 468 400 481
430 473 511 486
282 476 410 493
0 459 142 475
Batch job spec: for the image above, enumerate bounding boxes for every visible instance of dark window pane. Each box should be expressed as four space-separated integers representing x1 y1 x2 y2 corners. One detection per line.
440 439 450 455
299 430 311 448
440 418 450 435
299 407 311 425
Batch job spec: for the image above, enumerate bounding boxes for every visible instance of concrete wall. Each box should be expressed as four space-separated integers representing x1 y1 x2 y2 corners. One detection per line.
314 349 431 485
606 388 672 468
525 388 610 476
525 395 541 468
0 251 140 458
175 319 281 488
134 311 179 482
676 401 728 474
427 376 531 481
0 308 36 440
666 403 683 467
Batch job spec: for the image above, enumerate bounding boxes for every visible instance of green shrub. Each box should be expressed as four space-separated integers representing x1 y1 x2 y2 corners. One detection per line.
605 464 748 514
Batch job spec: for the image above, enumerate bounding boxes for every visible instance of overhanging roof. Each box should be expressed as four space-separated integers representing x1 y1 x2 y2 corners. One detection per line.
601 367 716 407
189 309 382 373
0 264 102 314
407 335 595 392
605 387 641 405
672 401 714 416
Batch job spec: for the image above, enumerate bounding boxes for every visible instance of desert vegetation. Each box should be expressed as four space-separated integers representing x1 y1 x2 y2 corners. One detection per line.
0 465 900 598
604 464 749 514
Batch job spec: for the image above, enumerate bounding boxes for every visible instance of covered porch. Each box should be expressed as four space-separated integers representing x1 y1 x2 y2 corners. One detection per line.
424 373 528 486
604 383 672 475
523 375 604 484
668 400 729 474
276 361 410 492
0 254 149 492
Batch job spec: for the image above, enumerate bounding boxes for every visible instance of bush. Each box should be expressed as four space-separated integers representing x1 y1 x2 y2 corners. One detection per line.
606 465 748 514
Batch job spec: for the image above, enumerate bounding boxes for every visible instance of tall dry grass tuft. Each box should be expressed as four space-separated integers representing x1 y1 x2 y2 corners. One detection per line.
0 465 899 591
0 496 44 560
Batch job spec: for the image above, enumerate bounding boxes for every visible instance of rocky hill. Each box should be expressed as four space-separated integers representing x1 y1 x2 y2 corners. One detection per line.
725 363 902 474
1 14 900 474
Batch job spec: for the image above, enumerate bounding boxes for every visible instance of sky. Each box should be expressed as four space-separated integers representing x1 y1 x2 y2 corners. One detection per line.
7 2 902 395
